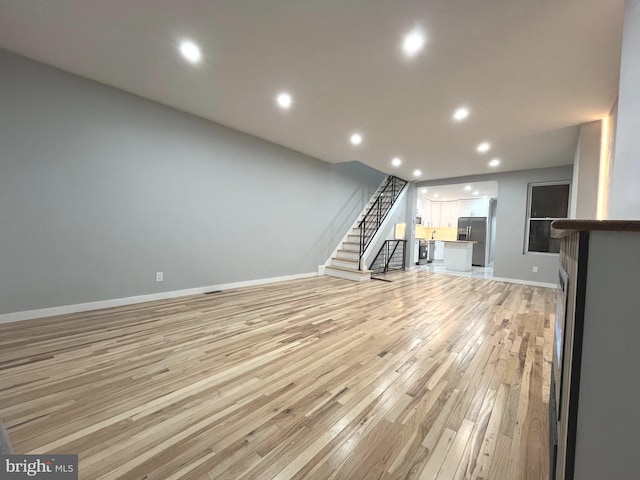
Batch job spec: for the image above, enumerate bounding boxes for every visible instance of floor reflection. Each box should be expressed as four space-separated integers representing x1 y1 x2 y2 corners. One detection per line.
416 261 494 280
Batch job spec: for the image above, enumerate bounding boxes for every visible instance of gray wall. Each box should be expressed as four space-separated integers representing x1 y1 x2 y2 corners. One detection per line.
0 50 385 314
570 121 601 219
609 0 640 219
417 165 574 285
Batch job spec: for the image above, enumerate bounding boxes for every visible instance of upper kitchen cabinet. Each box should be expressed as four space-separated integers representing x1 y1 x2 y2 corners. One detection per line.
417 181 496 228
428 201 440 227
418 200 461 227
458 198 489 218
417 198 432 224
417 197 490 228
439 201 460 228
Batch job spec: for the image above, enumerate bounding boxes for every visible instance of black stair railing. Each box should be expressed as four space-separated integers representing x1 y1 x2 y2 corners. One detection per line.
369 240 407 276
358 176 407 269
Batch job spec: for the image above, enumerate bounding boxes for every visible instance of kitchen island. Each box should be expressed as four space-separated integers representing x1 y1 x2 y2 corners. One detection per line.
442 240 475 272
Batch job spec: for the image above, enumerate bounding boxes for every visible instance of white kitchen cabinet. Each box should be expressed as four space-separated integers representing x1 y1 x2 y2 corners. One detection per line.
449 201 460 227
423 199 432 225
425 199 487 228
430 202 441 227
439 201 459 228
458 199 473 217
458 198 489 218
416 199 425 220
439 202 451 227
433 240 445 260
443 241 473 271
416 198 433 226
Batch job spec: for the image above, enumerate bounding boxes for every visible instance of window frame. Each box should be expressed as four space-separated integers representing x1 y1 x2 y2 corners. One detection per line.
524 181 571 255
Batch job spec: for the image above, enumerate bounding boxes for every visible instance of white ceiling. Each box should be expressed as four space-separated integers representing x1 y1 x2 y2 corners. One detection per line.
0 0 625 181
418 181 499 202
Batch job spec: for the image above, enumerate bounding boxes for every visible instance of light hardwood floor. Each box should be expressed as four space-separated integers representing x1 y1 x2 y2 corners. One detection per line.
0 271 554 479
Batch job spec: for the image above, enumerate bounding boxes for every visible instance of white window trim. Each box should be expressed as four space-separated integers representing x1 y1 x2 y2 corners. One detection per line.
524 181 571 255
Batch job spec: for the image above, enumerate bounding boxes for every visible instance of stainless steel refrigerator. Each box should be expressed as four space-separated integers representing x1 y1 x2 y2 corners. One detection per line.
457 217 487 266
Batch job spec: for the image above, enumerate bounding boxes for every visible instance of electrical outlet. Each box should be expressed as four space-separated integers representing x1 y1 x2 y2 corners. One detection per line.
532 266 538 273
155 271 164 282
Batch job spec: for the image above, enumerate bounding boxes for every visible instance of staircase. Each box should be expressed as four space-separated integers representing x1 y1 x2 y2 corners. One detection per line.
325 176 407 281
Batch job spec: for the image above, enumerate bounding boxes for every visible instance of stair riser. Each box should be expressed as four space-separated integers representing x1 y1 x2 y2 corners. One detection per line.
336 250 360 261
331 258 360 269
325 268 371 282
342 243 360 253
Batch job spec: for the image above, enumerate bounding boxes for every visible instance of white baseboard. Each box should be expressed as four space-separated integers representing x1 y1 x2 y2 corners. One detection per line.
492 276 556 289
0 271 319 324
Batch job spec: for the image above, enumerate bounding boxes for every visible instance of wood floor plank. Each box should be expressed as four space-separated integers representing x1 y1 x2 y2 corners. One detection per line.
435 419 474 480
418 427 456 479
0 271 554 479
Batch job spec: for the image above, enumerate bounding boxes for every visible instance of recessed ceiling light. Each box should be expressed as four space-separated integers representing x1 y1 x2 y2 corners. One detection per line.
391 157 402 167
453 107 470 122
420 188 428 194
433 193 439 198
402 28 426 57
413 169 422 177
477 142 491 153
473 191 479 195
489 158 501 167
276 92 293 110
464 185 472 191
179 40 202 64
350 133 363 145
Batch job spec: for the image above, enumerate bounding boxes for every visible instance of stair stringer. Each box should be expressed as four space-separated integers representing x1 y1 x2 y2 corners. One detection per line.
360 186 408 270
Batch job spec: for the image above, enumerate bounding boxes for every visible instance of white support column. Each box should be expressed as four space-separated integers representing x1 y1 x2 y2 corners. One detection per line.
609 0 640 219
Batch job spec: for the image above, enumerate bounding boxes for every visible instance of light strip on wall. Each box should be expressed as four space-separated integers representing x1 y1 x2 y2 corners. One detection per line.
596 116 611 220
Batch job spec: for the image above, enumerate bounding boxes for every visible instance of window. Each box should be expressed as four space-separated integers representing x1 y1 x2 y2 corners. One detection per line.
526 182 570 254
